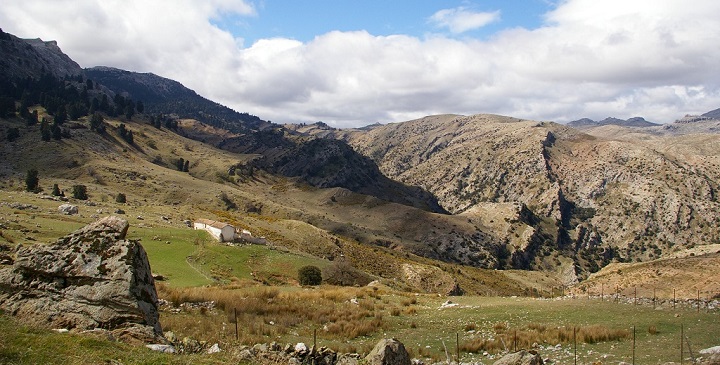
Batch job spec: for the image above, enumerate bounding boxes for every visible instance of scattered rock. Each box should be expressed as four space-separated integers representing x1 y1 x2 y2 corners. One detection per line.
115 209 125 214
207 343 221 354
492 350 544 365
702 346 720 354
146 344 176 353
0 216 162 344
58 204 78 215
440 300 459 309
365 338 411 365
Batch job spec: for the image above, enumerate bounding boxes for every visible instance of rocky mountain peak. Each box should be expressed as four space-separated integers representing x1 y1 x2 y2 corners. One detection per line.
0 29 83 80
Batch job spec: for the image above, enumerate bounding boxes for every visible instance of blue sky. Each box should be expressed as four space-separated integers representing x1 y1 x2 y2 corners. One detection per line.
2 0 720 127
218 1 552 45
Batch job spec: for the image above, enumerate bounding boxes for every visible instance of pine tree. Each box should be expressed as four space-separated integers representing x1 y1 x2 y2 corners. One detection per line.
25 169 39 192
40 118 51 141
72 185 88 200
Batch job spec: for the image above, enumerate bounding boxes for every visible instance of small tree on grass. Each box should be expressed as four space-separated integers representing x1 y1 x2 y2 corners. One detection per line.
115 193 126 203
72 185 88 200
51 184 63 197
298 265 322 286
25 169 39 192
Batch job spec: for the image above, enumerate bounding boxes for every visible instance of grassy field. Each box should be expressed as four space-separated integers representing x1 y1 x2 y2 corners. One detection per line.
1 291 717 365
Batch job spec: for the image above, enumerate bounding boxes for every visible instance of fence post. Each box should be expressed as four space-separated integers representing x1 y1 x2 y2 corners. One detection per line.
632 326 636 365
456 332 460 363
601 283 604 302
680 323 683 365
573 326 577 365
634 287 637 306
314 328 317 348
697 290 701 313
673 289 676 309
234 308 238 340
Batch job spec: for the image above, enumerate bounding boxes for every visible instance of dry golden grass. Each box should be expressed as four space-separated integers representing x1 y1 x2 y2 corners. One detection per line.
157 284 389 347
460 322 629 353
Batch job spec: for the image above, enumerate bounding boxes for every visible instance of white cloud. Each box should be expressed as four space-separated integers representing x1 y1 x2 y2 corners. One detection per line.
428 7 501 34
1 0 720 128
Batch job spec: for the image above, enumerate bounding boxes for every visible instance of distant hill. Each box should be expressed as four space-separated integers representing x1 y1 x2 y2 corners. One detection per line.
567 116 659 128
702 107 720 119
84 67 269 133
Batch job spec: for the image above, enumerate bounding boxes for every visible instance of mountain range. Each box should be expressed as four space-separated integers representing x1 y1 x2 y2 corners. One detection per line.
2 29 720 290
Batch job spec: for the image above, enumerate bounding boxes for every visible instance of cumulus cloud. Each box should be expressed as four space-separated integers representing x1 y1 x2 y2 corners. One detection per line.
428 7 501 34
1 0 720 128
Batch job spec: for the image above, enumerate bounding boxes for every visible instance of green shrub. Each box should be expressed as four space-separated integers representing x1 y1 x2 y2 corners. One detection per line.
115 193 126 203
298 265 322 286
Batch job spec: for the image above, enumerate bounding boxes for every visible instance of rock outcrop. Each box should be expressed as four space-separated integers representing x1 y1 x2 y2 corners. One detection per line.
365 338 411 365
492 350 544 365
0 216 162 343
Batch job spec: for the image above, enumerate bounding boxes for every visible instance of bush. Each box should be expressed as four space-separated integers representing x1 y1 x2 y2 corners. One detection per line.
72 185 88 200
298 265 322 286
115 193 126 203
322 260 373 286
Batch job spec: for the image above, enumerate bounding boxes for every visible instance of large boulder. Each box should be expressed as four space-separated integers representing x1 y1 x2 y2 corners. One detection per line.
0 216 162 342
58 203 78 215
493 350 544 365
365 338 411 365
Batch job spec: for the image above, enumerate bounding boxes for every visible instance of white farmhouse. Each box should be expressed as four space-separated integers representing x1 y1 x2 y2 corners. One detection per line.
193 219 236 242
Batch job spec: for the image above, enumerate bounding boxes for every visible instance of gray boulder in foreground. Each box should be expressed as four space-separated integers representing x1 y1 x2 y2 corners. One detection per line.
0 216 162 343
493 350 544 365
365 338 411 365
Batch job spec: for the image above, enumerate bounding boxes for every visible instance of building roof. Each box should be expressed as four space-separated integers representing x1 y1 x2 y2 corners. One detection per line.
195 218 233 230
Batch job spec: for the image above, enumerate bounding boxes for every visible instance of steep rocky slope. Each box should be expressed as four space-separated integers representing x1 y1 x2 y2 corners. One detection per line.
298 114 720 280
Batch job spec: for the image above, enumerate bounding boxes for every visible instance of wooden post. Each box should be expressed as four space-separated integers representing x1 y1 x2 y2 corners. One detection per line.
632 326 636 365
673 289 676 309
574 326 577 365
680 323 684 365
514 330 517 352
634 287 637 306
653 288 656 309
601 283 604 301
616 285 619 303
314 328 317 348
456 332 460 363
234 308 238 340
697 290 701 312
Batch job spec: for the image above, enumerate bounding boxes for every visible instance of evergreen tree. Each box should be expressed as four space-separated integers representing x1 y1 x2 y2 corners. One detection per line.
40 118 51 141
51 183 63 197
72 185 88 200
25 169 39 192
176 158 185 171
136 100 144 113
25 110 38 126
90 112 105 133
51 122 62 140
115 193 126 203
53 107 67 125
183 160 190 172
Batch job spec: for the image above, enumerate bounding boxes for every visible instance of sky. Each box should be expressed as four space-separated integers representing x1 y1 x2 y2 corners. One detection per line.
2 0 720 128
